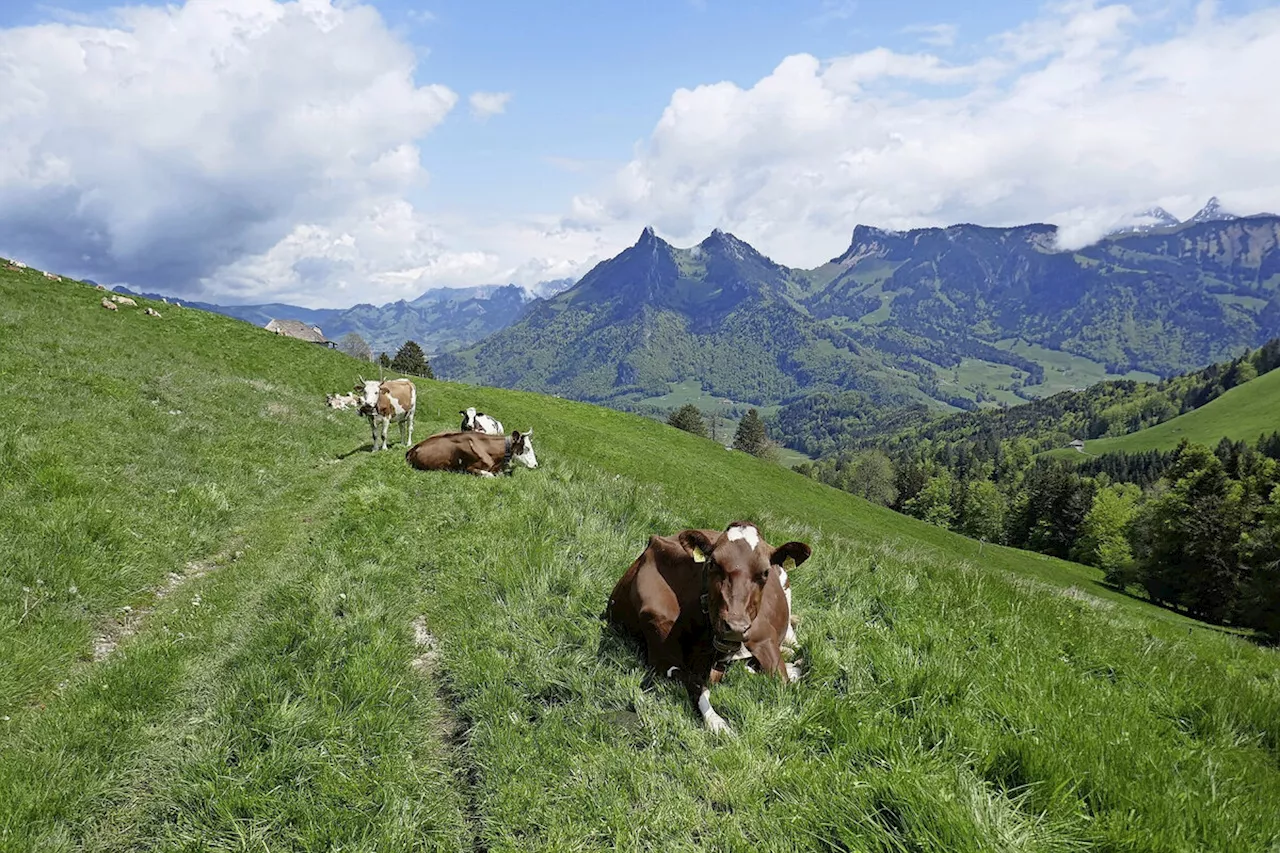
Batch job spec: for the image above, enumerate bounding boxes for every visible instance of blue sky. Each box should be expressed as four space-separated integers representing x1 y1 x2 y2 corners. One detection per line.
1 0 1278 306
395 0 1024 217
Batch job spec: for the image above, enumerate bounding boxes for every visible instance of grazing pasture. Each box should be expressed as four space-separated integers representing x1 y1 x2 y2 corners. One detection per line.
2 264 1278 852
1044 364 1280 460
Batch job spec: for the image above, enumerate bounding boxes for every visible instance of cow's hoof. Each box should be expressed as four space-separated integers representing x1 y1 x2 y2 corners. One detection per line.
704 711 735 736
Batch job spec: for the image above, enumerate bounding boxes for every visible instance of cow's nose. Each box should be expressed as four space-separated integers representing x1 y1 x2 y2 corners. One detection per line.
721 620 749 641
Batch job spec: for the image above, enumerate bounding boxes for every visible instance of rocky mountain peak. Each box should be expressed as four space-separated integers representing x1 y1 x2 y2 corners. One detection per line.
636 225 666 247
1187 197 1237 225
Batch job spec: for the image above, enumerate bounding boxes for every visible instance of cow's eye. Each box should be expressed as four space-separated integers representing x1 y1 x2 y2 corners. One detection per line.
759 568 770 583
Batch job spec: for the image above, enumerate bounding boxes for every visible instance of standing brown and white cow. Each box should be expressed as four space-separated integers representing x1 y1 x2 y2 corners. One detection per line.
606 521 811 734
354 378 416 452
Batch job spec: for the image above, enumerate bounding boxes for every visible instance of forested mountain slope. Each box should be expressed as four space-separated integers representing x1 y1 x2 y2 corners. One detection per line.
439 205 1280 420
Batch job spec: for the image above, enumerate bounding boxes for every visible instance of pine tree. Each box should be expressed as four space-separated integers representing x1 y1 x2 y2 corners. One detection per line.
377 352 392 369
1133 442 1243 620
733 409 769 456
390 340 433 378
667 404 707 437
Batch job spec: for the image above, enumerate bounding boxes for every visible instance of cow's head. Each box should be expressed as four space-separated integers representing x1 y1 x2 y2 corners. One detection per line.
353 379 382 416
511 429 538 468
460 407 477 430
677 522 811 648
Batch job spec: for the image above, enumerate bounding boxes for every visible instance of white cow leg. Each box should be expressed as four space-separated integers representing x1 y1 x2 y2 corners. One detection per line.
369 417 379 452
406 412 414 447
696 687 733 735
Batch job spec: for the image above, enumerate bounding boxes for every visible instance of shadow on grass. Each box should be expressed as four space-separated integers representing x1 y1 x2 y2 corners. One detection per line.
336 443 375 459
1097 580 1263 642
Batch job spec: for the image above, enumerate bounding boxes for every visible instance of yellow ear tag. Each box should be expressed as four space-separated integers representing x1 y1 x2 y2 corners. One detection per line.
782 557 797 570
691 547 707 564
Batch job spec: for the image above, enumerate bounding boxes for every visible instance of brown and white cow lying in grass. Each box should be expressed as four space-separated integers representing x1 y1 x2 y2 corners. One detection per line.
354 378 416 451
326 392 359 410
459 406 504 435
405 429 537 477
606 521 811 735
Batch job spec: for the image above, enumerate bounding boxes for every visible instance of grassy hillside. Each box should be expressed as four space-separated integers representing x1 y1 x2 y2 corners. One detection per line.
3 264 1280 852
1046 366 1280 459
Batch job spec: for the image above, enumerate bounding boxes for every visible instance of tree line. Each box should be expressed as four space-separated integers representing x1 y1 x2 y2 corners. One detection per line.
338 333 435 379
667 404 776 458
769 337 1280 459
797 432 1280 640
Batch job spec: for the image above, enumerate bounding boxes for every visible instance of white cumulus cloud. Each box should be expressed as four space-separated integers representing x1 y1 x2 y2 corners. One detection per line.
575 1 1280 264
0 0 463 304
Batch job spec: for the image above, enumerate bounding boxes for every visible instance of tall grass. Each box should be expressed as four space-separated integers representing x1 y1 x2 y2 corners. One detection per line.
2 265 1278 851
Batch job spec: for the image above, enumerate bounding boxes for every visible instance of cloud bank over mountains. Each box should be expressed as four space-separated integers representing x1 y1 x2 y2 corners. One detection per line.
1 0 1278 307
575 1 1280 264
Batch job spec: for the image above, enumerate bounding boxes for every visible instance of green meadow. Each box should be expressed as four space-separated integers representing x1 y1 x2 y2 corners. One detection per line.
3 264 1279 852
1046 365 1280 461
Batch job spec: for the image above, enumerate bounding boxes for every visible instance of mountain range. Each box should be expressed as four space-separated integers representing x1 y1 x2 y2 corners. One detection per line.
1107 195 1247 235
113 279 575 356
434 199 1280 421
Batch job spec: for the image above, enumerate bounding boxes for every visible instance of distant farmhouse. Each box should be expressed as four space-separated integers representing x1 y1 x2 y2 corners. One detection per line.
1068 438 1086 452
265 318 336 348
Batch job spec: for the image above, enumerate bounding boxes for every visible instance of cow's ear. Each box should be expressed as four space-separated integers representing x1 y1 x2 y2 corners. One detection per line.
771 542 812 571
678 530 715 564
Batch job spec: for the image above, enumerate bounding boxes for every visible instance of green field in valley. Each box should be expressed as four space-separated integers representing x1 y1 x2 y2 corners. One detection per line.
1045 365 1280 460
3 264 1280 851
995 339 1161 398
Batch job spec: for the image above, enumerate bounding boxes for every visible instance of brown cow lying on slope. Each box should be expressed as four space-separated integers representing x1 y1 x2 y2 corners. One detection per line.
606 521 811 735
405 429 537 477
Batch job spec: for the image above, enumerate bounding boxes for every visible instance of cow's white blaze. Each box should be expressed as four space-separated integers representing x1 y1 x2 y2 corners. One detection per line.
359 380 381 408
726 524 759 550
